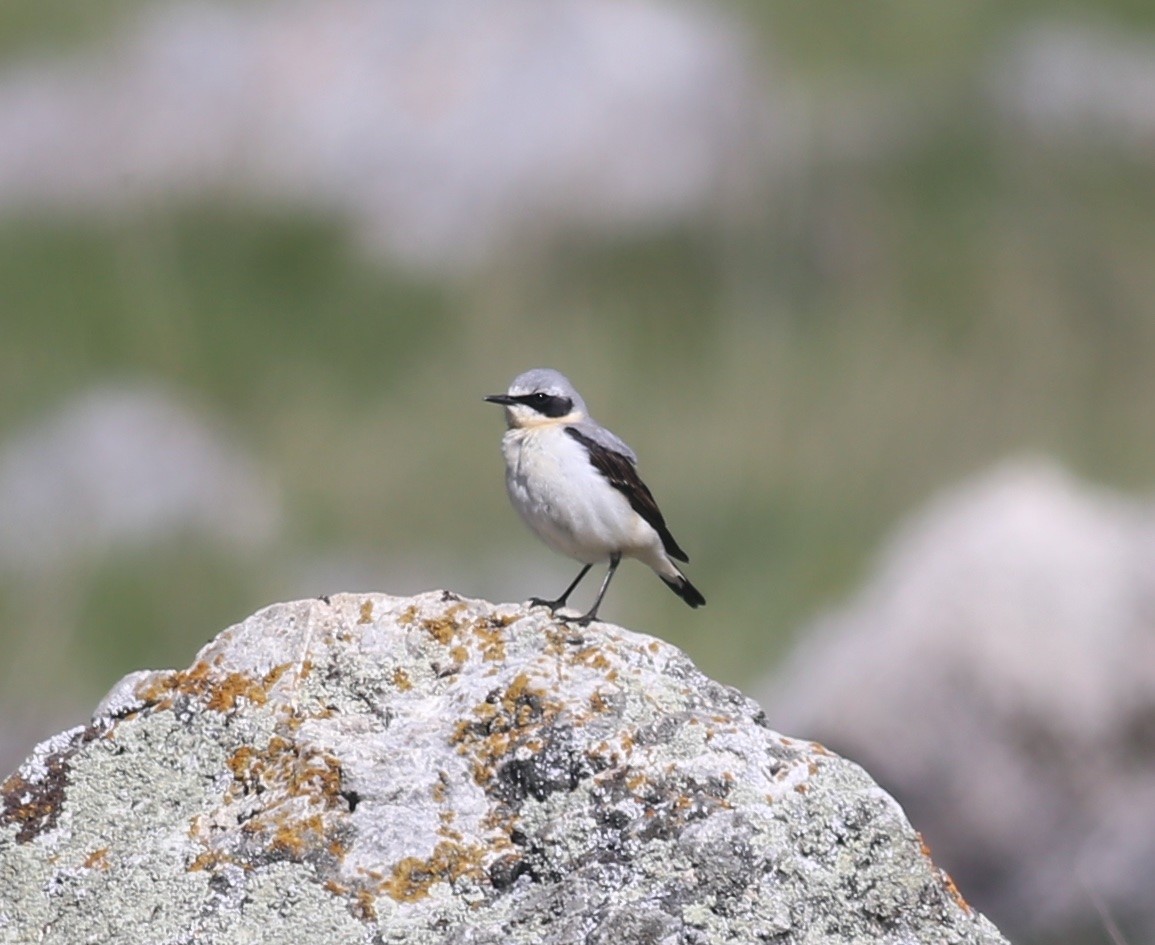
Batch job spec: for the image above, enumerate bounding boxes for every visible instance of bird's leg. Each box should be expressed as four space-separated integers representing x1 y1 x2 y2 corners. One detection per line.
530 564 592 612
572 554 621 626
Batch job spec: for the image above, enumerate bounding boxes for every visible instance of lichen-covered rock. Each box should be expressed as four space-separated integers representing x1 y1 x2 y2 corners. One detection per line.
0 592 1007 944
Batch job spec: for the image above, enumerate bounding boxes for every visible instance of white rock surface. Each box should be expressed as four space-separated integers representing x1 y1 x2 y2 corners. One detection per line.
1 591 1006 944
992 21 1155 153
759 459 1155 941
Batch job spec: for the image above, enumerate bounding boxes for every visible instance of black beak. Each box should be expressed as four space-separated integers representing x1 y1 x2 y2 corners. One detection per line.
485 394 517 406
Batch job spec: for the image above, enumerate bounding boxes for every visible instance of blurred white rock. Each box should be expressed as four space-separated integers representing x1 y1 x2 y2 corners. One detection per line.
757 459 1155 941
0 0 783 271
0 384 280 570
992 21 1155 153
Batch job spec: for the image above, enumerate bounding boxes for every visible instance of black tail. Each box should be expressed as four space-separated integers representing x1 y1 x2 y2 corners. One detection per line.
661 572 706 608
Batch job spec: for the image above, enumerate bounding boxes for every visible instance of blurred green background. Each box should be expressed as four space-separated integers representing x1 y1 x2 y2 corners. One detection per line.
2 0 1154 720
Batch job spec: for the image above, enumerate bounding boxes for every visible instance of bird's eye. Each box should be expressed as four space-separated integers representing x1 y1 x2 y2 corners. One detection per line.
532 393 548 402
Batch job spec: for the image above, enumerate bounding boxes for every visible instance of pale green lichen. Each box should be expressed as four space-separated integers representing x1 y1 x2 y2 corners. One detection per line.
1 592 1008 945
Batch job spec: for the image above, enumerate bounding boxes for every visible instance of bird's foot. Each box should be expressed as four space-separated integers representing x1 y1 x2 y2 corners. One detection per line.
529 596 567 612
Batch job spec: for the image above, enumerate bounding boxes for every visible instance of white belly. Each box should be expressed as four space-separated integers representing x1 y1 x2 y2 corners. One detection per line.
501 426 655 564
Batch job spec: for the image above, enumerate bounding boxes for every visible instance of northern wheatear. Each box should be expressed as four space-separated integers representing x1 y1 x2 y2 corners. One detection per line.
486 368 705 624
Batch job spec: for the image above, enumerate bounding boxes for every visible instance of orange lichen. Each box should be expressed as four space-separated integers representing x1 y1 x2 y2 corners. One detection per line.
270 813 326 859
136 661 293 714
226 745 257 782
541 627 573 657
917 832 972 913
392 667 413 692
940 870 972 913
504 672 535 706
422 604 466 645
384 840 488 902
135 661 208 710
359 599 374 624
450 672 564 794
471 619 507 662
2 772 63 843
587 742 622 770
199 729 352 877
479 807 510 832
353 888 378 921
204 673 270 712
470 761 490 786
83 847 110 870
573 647 611 671
187 851 220 872
225 736 344 804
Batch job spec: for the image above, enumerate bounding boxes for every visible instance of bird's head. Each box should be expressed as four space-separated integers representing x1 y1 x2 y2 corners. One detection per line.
486 368 588 429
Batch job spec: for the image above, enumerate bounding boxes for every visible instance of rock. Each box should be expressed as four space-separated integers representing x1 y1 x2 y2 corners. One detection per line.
1 592 1006 944
0 0 781 272
758 459 1155 942
0 383 279 571
990 21 1155 155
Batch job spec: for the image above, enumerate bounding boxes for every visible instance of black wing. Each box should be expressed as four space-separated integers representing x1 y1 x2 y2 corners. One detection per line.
565 427 689 563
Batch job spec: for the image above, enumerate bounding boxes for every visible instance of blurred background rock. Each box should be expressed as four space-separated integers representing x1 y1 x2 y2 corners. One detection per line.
0 1 1153 942
758 460 1155 945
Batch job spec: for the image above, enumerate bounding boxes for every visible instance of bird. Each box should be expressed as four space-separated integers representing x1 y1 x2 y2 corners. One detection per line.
486 368 705 625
